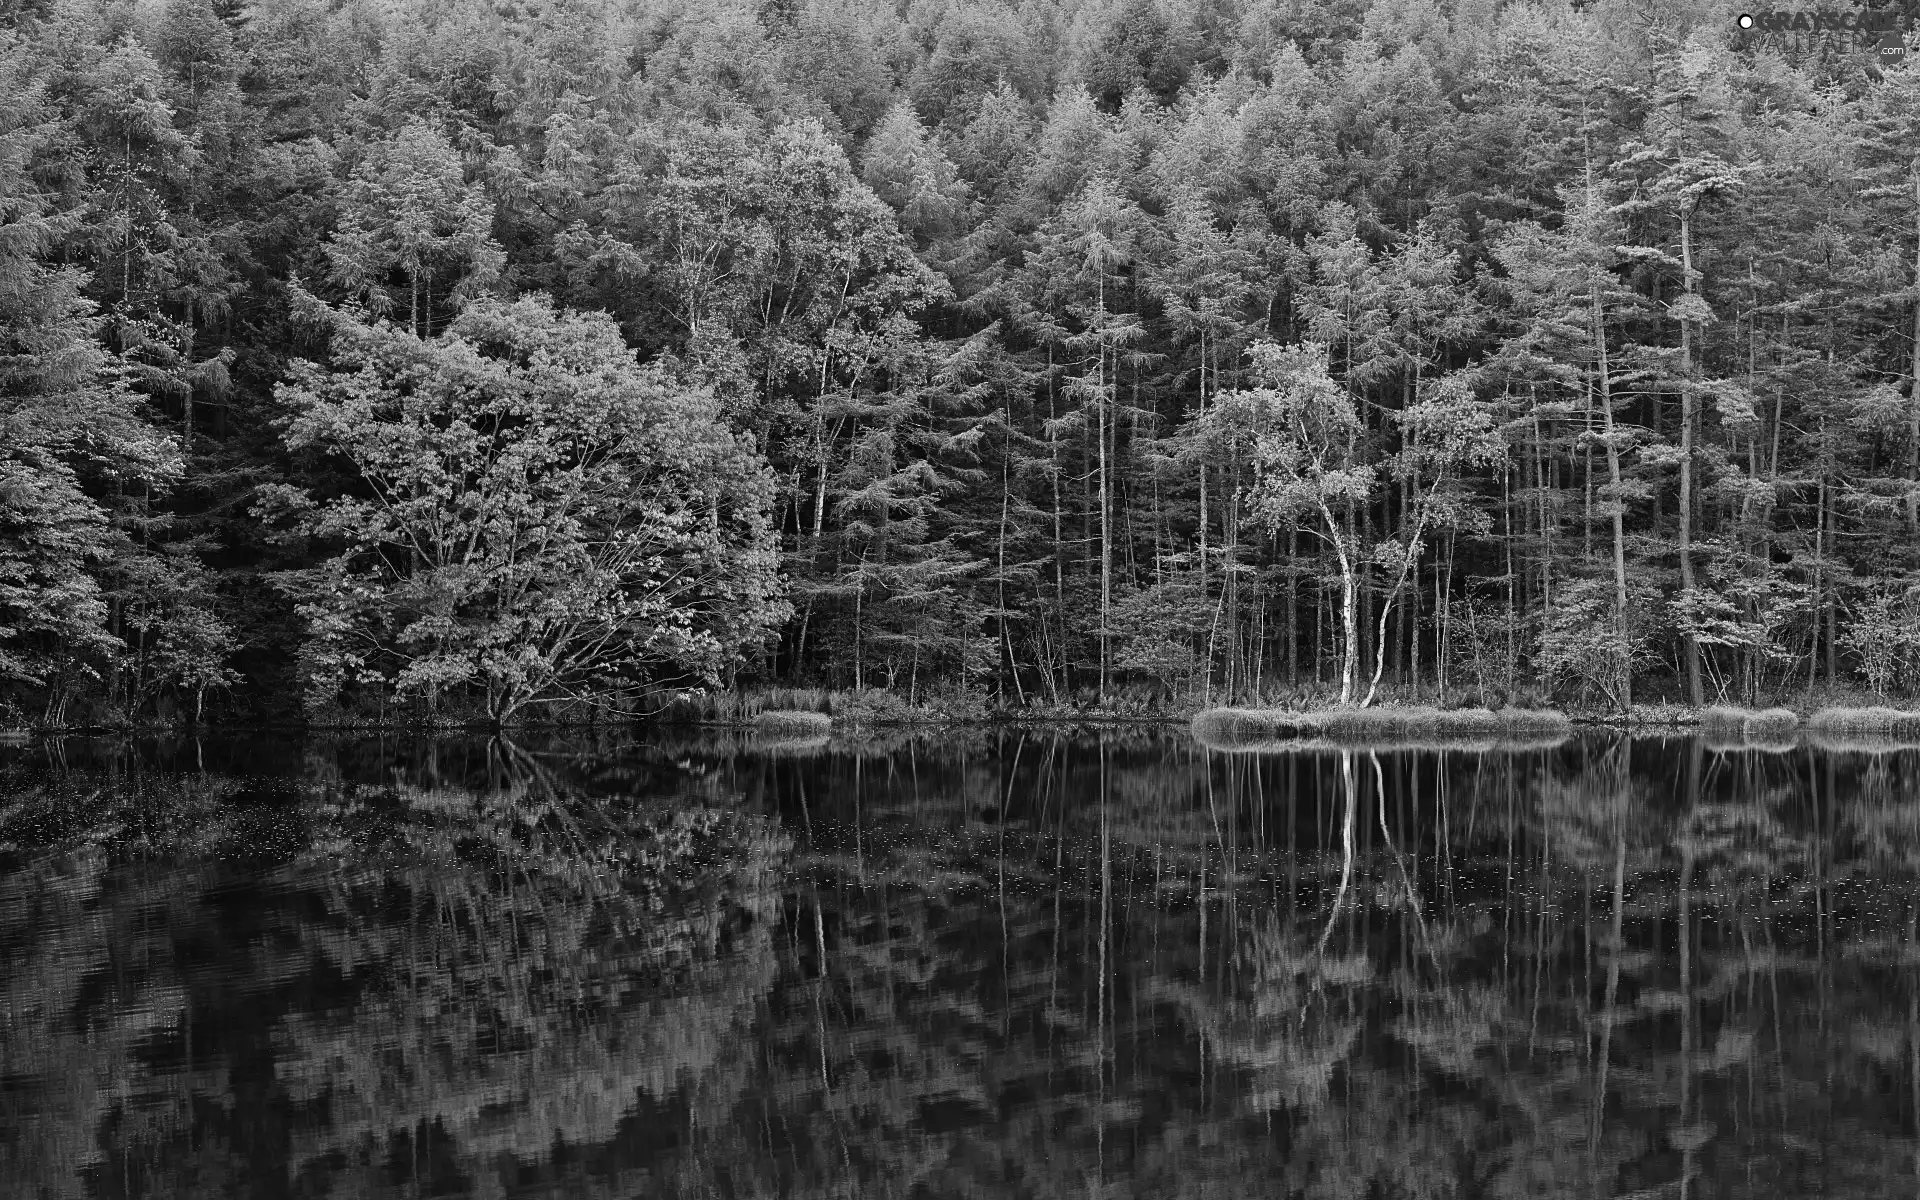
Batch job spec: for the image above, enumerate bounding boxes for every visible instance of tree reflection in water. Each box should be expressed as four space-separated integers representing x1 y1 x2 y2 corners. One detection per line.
1 729 1918 1197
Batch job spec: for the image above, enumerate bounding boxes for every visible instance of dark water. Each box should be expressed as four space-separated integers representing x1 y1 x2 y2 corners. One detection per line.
3 727 1920 1198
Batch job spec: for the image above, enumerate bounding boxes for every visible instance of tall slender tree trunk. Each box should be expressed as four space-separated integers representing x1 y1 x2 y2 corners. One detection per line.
1286 527 1298 688
1677 208 1705 706
1532 397 1552 615
1225 477 1242 698
999 464 1024 706
811 352 836 545
1363 499 1432 707
1583 388 1595 563
1359 495 1375 698
1909 170 1920 534
1502 454 1517 692
1825 481 1838 683
1318 500 1360 706
1048 347 1068 697
1592 281 1630 710
1809 456 1826 692
1198 329 1209 595
181 327 195 478
1437 532 1451 696
812 427 831 545
1315 580 1326 686
1097 321 1112 701
853 557 865 692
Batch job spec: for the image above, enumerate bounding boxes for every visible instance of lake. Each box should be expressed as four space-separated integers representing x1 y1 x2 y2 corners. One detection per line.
2 726 1919 1198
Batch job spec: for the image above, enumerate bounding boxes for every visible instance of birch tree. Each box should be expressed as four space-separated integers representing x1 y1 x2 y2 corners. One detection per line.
1220 340 1372 704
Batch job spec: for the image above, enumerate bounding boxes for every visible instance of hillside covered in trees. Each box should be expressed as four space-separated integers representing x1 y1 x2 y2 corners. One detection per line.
4 0 1920 726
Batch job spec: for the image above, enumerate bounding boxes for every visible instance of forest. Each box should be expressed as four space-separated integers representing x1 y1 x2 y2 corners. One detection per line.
4 0 1920 727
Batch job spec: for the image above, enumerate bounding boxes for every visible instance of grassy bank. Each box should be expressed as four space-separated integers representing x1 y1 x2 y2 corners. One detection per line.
1805 706 1920 735
1700 706 1800 735
1800 706 1920 754
1694 706 1801 752
642 684 1180 727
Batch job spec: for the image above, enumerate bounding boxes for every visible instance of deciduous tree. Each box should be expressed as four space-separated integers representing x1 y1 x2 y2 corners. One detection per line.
259 293 787 724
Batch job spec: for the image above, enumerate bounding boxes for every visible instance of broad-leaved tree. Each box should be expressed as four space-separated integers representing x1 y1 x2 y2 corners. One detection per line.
260 293 788 723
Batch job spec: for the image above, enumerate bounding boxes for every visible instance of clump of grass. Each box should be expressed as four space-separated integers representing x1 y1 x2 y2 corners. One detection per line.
750 709 833 736
646 687 837 723
1189 707 1314 744
1806 706 1920 734
1492 707 1575 733
1311 705 1442 738
1798 706 1920 754
1313 705 1569 741
1700 706 1800 740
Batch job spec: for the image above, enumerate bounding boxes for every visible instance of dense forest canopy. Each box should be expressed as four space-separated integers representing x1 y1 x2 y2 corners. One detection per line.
3 0 1920 725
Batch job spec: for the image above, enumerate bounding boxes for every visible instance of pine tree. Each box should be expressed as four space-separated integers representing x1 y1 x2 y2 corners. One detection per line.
0 43 207 723
325 120 505 337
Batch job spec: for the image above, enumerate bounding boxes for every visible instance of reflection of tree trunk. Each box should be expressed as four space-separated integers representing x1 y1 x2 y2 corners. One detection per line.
1910 909 1918 1185
1317 751 1358 954
1048 750 1065 1067
1372 752 1431 956
1679 841 1696 1199
490 736 552 794
1677 737 1701 1198
1098 742 1110 1077
1591 743 1627 1188
999 735 1019 1039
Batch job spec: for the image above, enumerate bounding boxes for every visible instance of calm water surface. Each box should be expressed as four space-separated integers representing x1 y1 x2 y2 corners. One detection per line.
3 727 1920 1198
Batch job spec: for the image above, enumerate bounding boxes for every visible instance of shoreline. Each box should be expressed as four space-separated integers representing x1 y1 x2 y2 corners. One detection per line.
8 703 1920 738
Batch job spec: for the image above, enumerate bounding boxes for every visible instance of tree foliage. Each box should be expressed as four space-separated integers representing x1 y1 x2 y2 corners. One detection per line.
260 294 787 722
3 0 1920 725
